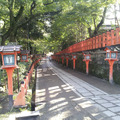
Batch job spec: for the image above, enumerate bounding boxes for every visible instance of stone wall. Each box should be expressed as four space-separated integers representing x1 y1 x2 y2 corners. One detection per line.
58 52 120 85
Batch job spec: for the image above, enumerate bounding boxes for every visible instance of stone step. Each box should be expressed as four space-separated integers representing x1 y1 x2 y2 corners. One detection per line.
16 115 40 120
15 111 40 120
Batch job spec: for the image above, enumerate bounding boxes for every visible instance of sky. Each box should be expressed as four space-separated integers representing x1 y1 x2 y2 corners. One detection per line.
104 1 120 25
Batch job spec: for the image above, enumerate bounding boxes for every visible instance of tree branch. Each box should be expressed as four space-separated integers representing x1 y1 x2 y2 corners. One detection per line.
30 1 36 15
93 17 96 30
93 7 107 36
17 13 41 29
43 1 54 6
44 9 62 16
88 27 92 38
18 9 62 29
96 7 107 31
15 6 24 22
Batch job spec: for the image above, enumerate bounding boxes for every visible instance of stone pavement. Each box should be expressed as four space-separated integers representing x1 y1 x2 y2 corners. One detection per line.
36 59 120 120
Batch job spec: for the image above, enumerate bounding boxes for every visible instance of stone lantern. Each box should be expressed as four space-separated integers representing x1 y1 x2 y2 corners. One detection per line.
72 54 77 70
20 50 30 62
0 45 22 108
83 53 91 75
104 47 118 84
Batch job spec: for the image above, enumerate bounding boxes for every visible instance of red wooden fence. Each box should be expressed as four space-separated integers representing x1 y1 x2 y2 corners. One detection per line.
55 28 120 55
14 59 41 106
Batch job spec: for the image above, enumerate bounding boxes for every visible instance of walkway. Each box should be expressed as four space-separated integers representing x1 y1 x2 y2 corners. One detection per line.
36 59 120 120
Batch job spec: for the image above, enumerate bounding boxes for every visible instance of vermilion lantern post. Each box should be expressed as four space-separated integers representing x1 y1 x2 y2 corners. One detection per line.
72 54 77 70
105 47 118 84
20 50 30 62
0 45 22 108
61 55 64 65
65 55 69 67
83 53 91 75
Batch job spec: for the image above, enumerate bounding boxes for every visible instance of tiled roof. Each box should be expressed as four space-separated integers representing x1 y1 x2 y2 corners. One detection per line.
0 45 22 52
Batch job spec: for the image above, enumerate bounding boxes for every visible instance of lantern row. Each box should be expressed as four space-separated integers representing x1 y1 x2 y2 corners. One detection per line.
52 47 118 85
56 28 120 55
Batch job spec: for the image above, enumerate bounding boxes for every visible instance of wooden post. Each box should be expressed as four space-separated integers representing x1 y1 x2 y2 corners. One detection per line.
104 47 118 84
5 67 15 108
17 68 19 91
66 58 69 67
108 60 115 84
85 60 90 75
83 54 91 75
31 68 37 111
73 59 76 70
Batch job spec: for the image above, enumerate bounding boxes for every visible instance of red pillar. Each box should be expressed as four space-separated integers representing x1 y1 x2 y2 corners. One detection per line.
108 60 115 84
83 54 91 75
85 60 90 75
73 59 76 70
66 58 69 67
5 67 15 107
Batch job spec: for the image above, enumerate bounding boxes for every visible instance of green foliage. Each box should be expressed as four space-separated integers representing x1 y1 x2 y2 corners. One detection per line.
13 61 32 91
50 0 116 51
0 0 117 53
0 70 7 86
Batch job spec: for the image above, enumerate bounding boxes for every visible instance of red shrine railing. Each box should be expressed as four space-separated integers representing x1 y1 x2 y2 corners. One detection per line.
14 58 41 106
55 28 120 55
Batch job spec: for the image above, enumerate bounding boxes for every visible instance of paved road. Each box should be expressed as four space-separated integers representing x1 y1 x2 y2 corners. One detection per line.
36 59 120 120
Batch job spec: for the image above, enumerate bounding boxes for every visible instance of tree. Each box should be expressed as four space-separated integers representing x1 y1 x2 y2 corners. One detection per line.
0 0 62 45
50 0 115 51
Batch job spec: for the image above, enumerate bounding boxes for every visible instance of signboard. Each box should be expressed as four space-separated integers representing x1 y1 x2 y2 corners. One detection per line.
73 56 76 59
107 52 110 58
86 55 90 59
111 53 116 58
106 52 116 59
3 55 15 66
22 55 27 60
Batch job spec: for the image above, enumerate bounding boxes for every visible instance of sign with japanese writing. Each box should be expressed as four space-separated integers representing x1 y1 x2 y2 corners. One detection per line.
73 56 76 59
3 55 15 66
107 52 110 58
22 55 27 60
86 55 90 59
111 53 116 58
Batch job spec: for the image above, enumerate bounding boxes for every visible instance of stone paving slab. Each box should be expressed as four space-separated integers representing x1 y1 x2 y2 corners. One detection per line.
47 60 120 120
35 60 114 120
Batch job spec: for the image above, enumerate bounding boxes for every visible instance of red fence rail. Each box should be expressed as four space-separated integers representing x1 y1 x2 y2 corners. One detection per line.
14 59 41 106
55 28 120 55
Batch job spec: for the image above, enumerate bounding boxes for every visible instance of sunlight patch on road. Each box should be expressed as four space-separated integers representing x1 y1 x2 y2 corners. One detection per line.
50 98 66 104
48 86 59 90
84 116 92 120
50 93 59 98
49 110 71 120
44 74 51 76
49 89 61 94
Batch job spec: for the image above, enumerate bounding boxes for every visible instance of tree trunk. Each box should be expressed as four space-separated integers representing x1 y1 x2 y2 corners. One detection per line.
1 28 17 45
31 68 37 111
88 27 92 38
1 36 6 45
9 31 16 42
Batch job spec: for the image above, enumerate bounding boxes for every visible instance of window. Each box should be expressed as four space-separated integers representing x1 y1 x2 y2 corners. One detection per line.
111 53 116 58
22 55 27 60
86 56 90 59
107 52 110 58
3 55 15 65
